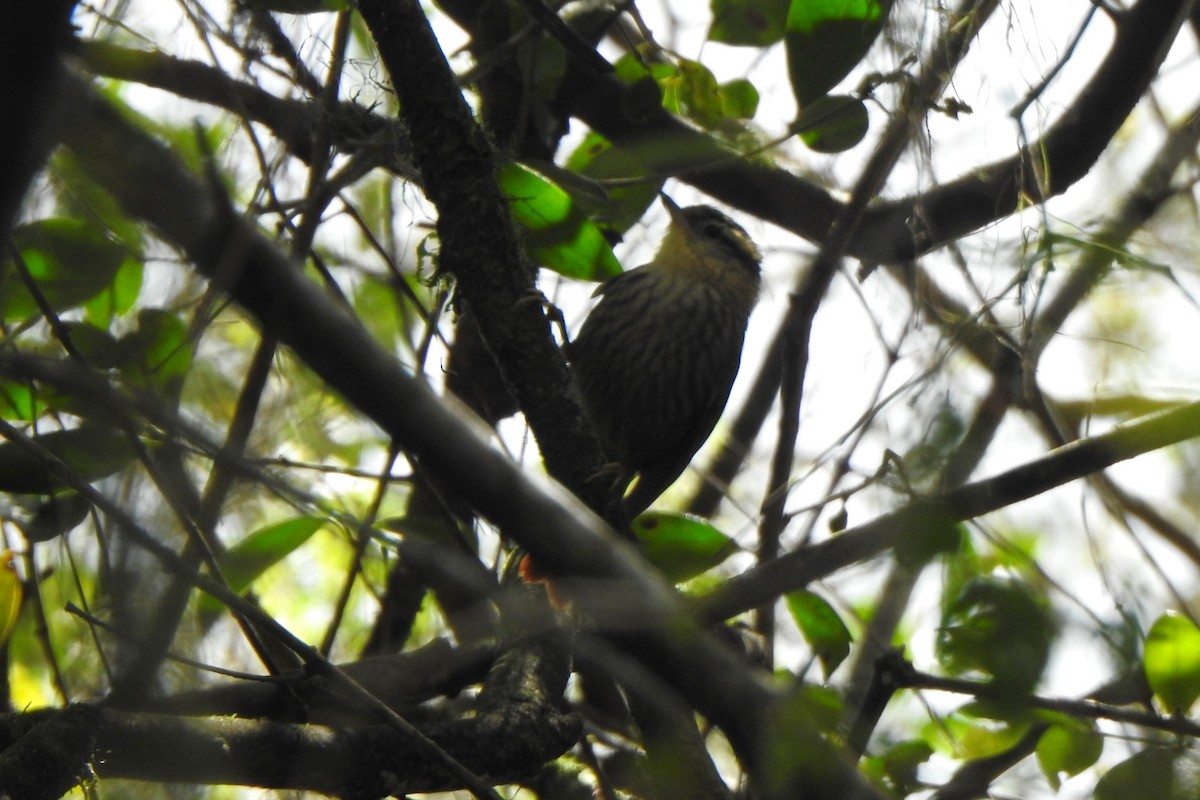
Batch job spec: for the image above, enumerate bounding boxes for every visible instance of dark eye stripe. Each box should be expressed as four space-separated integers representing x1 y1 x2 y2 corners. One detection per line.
680 205 760 269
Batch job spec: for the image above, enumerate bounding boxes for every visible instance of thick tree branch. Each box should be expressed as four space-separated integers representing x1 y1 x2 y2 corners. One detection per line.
0 692 578 798
355 0 614 519
153 639 496 723
0 0 77 241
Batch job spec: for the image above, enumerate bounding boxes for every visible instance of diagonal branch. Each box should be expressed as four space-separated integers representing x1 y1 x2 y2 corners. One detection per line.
697 398 1200 622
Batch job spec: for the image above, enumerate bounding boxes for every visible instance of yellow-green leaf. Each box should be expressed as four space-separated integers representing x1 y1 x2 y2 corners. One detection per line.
1144 611 1200 715
631 511 740 583
0 552 22 648
499 162 622 280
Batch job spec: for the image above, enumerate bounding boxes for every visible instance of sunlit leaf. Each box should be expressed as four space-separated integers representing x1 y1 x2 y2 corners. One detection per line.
672 58 724 128
720 78 761 120
0 553 22 648
84 255 143 326
0 427 138 495
499 162 622 280
631 511 740 583
0 383 40 422
1144 611 1200 715
785 588 852 677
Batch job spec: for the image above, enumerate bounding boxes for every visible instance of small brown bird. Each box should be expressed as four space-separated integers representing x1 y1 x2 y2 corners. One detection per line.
570 196 762 517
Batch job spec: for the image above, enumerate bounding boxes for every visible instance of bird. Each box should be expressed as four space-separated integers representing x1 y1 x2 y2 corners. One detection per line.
569 195 762 518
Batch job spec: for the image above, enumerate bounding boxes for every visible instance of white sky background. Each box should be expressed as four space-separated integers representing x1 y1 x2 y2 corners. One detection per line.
67 1 1200 798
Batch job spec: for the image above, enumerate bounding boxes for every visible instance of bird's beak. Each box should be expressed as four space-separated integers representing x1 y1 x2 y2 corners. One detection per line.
660 193 689 229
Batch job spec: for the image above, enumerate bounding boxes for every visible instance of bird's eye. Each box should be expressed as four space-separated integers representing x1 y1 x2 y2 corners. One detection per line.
702 222 724 239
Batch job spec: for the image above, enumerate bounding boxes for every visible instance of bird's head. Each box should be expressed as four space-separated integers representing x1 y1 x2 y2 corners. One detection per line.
654 195 761 283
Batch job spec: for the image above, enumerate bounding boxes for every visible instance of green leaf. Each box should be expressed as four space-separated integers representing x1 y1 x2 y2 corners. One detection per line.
612 52 754 131
937 576 1055 696
562 132 663 239
59 322 126 368
720 79 761 120
1144 611 1200 714
2 219 135 321
894 514 963 568
217 516 328 596
900 400 966 486
759 684 844 795
786 0 891 106
795 95 869 152
877 739 933 795
1036 719 1103 790
672 58 724 128
0 383 41 422
710 0 790 46
785 588 852 677
1095 748 1200 800
498 162 622 280
928 710 1031 760
631 511 740 583
84 255 143 326
0 427 139 494
120 309 193 398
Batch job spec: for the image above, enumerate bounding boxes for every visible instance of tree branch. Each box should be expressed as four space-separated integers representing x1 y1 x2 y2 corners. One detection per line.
570 0 1189 264
355 0 614 519
697 399 1200 622
74 40 417 180
0 692 578 798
